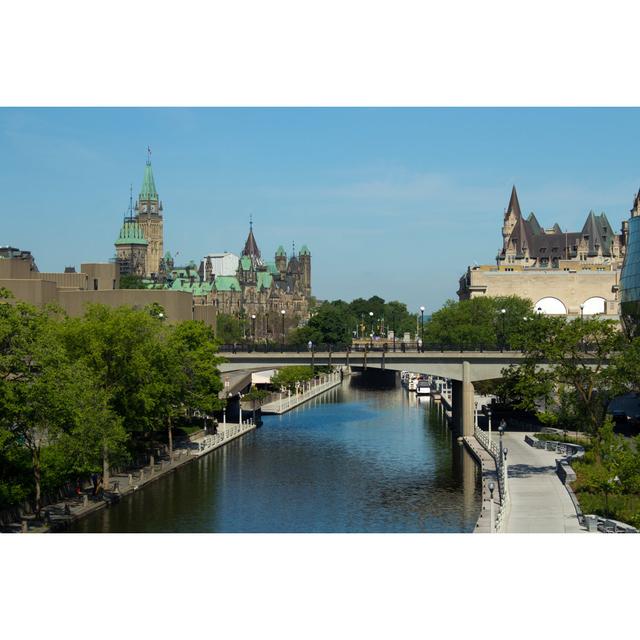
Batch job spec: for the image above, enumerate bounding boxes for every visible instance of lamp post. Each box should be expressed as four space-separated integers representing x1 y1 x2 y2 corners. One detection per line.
392 311 396 352
474 401 478 430
500 308 506 350
487 407 492 448
251 313 256 342
503 447 509 496
488 481 495 533
280 309 285 352
498 419 506 454
419 305 425 352
369 311 374 339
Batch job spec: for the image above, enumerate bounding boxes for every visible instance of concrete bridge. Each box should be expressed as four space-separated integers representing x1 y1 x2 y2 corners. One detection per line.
219 350 533 438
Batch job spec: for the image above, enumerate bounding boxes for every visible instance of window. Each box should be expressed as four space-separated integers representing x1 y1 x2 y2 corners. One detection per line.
93 279 98 290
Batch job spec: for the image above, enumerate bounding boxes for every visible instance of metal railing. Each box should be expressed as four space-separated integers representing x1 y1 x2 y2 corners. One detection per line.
219 342 524 354
195 420 255 455
261 371 341 412
475 424 510 533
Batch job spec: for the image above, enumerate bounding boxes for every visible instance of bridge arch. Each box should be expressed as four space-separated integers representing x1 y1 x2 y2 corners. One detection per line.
534 296 567 315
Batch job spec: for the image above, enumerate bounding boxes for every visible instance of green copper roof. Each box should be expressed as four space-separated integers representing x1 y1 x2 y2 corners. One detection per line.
240 255 252 270
265 261 279 275
214 276 241 292
139 161 158 201
115 221 148 246
276 245 286 257
299 245 310 256
256 271 273 290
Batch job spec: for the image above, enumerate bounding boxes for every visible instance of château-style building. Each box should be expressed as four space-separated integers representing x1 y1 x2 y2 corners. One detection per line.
458 186 626 317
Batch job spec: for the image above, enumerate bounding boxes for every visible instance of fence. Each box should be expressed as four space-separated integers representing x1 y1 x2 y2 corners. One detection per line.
261 371 342 413
474 424 510 532
195 421 255 455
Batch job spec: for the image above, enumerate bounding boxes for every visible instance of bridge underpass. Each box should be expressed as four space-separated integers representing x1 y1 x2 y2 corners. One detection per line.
219 351 538 437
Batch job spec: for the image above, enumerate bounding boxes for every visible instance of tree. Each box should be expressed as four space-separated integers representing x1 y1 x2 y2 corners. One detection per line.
152 321 224 457
270 366 315 391
60 304 163 448
423 295 533 349
0 300 76 515
119 275 146 289
501 314 623 435
215 313 246 343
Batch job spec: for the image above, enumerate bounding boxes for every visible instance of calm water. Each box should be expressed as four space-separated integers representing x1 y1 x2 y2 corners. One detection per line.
70 378 481 533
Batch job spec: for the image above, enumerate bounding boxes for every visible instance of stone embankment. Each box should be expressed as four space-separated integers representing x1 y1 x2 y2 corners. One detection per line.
3 421 256 533
260 370 343 414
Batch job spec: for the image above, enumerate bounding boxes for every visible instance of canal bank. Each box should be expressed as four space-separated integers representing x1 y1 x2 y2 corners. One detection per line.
68 378 482 533
6 421 256 533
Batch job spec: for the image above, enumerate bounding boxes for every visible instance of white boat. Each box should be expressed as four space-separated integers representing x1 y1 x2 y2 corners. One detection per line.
416 379 432 395
400 370 410 386
407 374 418 392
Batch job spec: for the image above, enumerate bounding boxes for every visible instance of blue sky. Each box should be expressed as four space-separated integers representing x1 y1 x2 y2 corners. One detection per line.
1 107 640 313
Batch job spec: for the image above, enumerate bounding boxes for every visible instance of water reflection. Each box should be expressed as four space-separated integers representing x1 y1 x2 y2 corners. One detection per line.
70 378 481 533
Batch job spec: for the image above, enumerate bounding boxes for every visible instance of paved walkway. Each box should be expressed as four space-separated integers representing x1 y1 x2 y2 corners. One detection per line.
502 432 585 533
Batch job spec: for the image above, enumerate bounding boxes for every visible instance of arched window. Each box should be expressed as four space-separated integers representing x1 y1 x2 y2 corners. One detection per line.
534 297 567 315
581 296 606 315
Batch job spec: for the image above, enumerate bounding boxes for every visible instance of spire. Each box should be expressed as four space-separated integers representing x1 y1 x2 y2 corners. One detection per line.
139 158 158 201
506 185 522 218
242 225 261 258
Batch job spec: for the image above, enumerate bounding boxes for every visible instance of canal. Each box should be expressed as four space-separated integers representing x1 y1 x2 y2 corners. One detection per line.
70 375 481 533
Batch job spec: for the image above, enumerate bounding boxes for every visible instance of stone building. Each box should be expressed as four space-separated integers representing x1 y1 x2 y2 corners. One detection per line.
110 155 314 338
458 186 625 317
164 225 313 340
115 158 163 278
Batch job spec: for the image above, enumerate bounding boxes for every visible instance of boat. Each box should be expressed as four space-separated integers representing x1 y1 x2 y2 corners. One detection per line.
416 379 432 395
407 374 418 392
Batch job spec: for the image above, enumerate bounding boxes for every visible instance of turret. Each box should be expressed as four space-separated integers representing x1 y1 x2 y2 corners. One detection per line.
275 245 287 275
299 244 311 297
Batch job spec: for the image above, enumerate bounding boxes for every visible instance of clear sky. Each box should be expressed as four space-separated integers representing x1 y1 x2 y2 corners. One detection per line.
2 107 640 312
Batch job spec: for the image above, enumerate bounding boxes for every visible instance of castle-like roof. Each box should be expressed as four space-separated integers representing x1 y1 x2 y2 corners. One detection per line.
115 221 148 246
275 245 286 257
214 276 241 292
139 161 158 201
242 227 261 259
299 245 310 256
500 186 618 261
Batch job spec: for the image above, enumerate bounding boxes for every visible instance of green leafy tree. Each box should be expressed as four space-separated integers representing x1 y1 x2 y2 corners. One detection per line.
270 365 315 391
215 313 246 343
154 321 224 456
119 275 146 289
0 301 76 514
423 295 533 349
501 314 623 435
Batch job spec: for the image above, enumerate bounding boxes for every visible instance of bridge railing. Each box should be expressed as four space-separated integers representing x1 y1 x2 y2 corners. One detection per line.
219 342 522 354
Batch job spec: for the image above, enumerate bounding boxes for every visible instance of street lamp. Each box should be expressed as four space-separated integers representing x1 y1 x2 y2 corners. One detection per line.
280 309 286 352
391 311 396 352
369 311 374 339
500 308 506 350
487 407 492 447
498 419 506 461
251 313 256 341
419 305 425 352
488 481 495 533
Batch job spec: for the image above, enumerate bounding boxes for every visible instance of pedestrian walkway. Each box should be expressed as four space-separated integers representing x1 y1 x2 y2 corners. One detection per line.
502 432 585 533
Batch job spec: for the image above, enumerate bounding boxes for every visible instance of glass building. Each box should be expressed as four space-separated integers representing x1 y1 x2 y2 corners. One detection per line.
620 212 640 338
